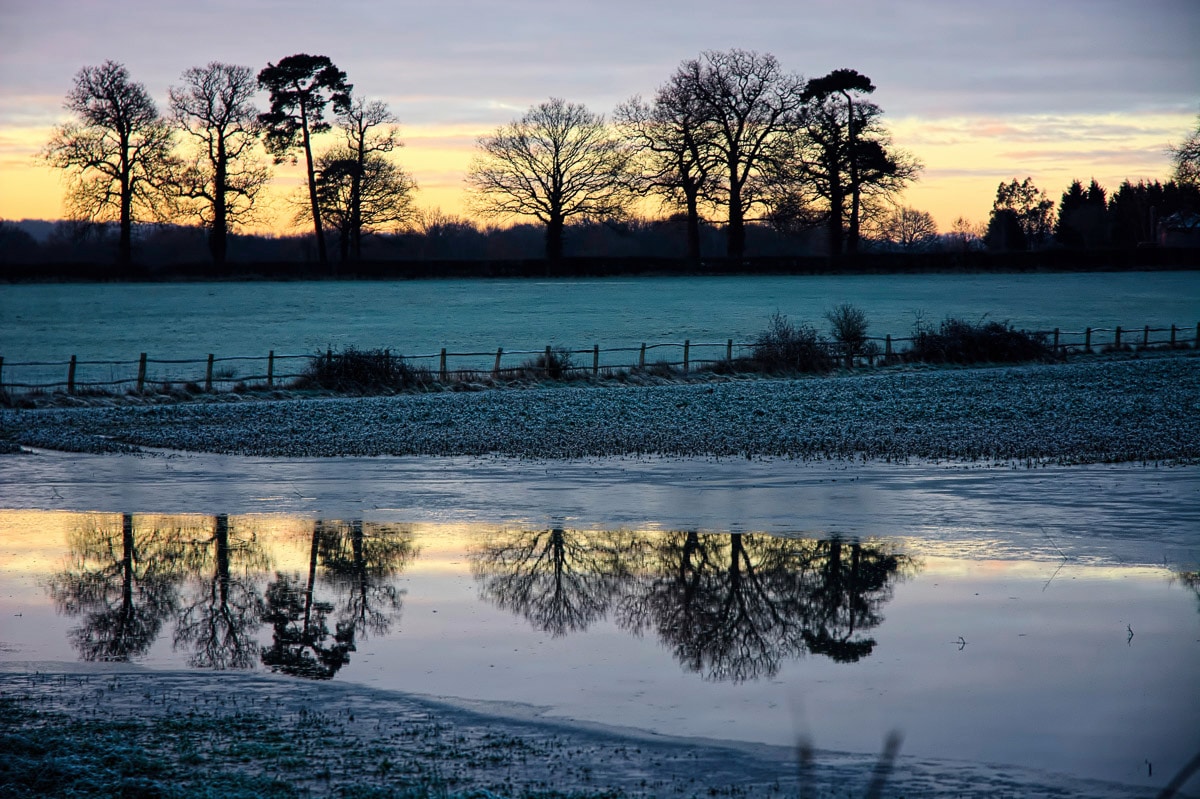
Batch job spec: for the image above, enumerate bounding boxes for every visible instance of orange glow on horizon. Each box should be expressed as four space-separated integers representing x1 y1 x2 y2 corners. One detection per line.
0 111 1185 236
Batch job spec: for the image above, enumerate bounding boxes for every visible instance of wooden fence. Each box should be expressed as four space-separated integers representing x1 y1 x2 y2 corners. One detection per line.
2 322 1197 397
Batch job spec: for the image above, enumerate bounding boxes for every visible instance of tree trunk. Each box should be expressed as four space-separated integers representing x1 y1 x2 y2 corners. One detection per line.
685 192 702 262
300 108 328 266
545 214 565 262
211 144 228 265
726 188 745 259
118 171 133 266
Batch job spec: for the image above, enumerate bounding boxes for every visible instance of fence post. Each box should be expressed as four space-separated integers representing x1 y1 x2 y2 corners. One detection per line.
267 350 275 387
439 348 448 382
205 354 214 392
1114 326 1122 350
1053 328 1060 355
593 344 599 376
726 338 733 363
1084 327 1092 353
544 345 552 378
137 353 147 393
493 348 502 379
639 343 646 370
683 340 690 374
67 355 77 395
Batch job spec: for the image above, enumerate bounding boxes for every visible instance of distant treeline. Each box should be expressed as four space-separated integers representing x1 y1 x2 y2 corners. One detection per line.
2 244 1196 284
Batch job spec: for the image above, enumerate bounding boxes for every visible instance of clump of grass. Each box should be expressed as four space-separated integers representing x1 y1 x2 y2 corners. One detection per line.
520 346 574 380
738 312 834 374
296 348 430 393
907 317 1052 364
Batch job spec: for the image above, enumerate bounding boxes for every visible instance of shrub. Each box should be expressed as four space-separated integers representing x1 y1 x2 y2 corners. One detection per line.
521 346 574 380
741 312 834 374
296 348 429 392
825 303 875 367
907 317 1052 364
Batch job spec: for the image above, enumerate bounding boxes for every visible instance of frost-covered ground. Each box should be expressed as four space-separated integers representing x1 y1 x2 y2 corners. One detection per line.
3 353 1197 463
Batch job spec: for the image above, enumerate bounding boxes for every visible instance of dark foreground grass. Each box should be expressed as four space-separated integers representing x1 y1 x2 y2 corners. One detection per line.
0 696 429 799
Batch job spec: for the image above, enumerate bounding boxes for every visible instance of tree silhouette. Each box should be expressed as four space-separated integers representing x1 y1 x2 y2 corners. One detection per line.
260 573 355 680
41 61 176 265
618 533 913 681
798 539 906 663
259 522 356 679
316 520 417 638
672 50 805 259
172 514 269 669
986 177 1054 250
467 98 638 262
319 98 416 261
312 146 416 262
615 75 716 261
1054 179 1108 249
778 76 920 256
471 527 640 637
257 54 352 266
168 62 271 265
1170 112 1200 189
877 206 939 251
47 513 186 661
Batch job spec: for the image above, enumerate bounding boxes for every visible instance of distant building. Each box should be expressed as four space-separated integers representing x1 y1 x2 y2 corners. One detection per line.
1158 211 1200 247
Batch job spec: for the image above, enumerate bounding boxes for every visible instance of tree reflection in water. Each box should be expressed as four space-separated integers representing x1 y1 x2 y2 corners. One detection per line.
47 513 188 662
471 527 641 637
473 528 914 682
173 514 270 669
261 519 417 679
317 520 417 639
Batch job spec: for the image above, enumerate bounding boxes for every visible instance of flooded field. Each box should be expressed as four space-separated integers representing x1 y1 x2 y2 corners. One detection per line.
1 454 1197 793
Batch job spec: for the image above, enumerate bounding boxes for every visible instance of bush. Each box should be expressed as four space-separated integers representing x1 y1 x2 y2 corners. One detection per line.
521 346 574 380
741 313 834 374
296 348 429 392
825 303 874 367
907 317 1052 364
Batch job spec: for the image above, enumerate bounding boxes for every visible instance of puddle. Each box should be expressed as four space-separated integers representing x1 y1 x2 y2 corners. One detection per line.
1 508 1197 788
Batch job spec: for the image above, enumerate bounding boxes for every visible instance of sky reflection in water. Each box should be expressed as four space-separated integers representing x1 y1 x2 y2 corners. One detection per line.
1 510 1197 786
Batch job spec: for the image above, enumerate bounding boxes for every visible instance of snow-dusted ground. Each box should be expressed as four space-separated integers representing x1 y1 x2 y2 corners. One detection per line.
4 354 1198 462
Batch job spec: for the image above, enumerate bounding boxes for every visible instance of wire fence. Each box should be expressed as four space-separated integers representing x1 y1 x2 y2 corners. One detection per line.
2 322 1197 396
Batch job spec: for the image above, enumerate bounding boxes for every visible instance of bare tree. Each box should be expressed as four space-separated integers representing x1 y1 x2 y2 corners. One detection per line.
311 146 417 260
467 98 637 261
257 54 352 265
615 75 716 261
169 62 270 265
41 61 176 265
323 98 414 260
877 206 938 250
672 50 805 259
1169 111 1200 189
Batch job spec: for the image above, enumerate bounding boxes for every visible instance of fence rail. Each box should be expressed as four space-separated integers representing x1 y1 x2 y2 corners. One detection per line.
2 322 1197 397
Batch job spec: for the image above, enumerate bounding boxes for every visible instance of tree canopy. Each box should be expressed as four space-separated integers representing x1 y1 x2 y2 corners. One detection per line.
466 97 638 261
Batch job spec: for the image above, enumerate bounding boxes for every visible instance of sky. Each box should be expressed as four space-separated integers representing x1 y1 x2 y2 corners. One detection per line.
1 0 1197 235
